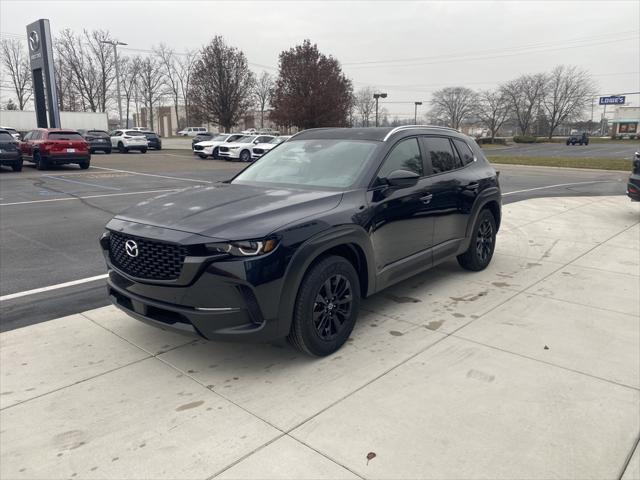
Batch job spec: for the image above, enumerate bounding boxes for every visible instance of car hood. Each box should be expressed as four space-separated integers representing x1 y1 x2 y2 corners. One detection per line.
221 142 252 149
253 143 277 150
114 182 343 240
195 140 225 147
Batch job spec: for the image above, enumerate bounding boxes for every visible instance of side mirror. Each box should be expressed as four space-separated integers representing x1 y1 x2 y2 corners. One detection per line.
386 169 420 188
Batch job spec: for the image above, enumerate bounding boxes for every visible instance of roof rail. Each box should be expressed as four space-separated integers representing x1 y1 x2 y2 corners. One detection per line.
383 124 459 141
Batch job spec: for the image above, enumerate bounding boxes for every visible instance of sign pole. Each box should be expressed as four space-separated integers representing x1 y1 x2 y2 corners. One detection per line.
26 19 60 128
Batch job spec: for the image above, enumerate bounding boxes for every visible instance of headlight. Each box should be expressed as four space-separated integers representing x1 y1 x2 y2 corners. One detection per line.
205 239 279 256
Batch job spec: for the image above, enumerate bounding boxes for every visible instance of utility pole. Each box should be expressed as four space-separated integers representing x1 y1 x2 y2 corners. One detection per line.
414 101 422 124
101 39 127 128
373 92 387 127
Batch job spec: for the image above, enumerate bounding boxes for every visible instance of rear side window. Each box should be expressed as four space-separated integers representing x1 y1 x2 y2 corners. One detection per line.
48 132 84 141
124 130 145 136
452 138 475 166
423 137 463 174
378 137 423 180
0 132 14 141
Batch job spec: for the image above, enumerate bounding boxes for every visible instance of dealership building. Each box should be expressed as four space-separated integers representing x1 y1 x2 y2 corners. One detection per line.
610 106 639 138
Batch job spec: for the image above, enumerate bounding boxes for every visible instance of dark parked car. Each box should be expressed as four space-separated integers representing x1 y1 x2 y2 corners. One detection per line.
20 128 90 170
566 132 589 145
627 151 640 201
78 129 112 154
0 129 23 171
191 132 214 151
142 131 162 150
101 126 501 356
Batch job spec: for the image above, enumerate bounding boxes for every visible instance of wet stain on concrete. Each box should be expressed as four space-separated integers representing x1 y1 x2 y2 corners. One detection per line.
383 293 421 303
452 313 465 318
175 400 204 412
526 262 542 268
450 291 488 302
492 282 511 288
467 369 495 383
425 320 444 330
53 430 87 451
389 330 404 336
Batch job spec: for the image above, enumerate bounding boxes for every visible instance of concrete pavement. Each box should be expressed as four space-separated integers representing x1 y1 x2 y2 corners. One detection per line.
1 195 639 479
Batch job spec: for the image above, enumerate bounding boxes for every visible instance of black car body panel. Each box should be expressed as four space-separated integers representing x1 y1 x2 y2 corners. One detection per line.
142 132 162 149
101 126 501 343
0 130 22 168
628 153 640 201
80 129 111 153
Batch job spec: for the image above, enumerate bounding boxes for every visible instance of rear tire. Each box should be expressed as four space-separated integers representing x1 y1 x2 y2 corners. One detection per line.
141 148 147 154
105 148 112 154
79 160 90 170
34 151 48 170
288 256 360 357
118 142 127 154
12 158 23 172
240 150 251 162
457 209 497 271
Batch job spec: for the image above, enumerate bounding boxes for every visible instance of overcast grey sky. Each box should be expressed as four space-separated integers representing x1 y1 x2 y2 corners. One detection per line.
1 0 639 119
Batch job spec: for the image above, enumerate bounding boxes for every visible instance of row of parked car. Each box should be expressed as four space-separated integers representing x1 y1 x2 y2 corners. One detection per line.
192 132 290 161
0 126 162 172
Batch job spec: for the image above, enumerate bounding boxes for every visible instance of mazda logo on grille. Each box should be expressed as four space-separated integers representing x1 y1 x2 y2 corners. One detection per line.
28 31 40 53
125 239 139 257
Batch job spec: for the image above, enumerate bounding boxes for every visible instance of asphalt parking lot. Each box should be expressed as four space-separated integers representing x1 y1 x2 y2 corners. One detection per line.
0 149 632 331
488 141 639 159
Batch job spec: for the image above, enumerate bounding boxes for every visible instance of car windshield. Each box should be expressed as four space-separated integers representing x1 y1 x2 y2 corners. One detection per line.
212 134 228 141
88 130 109 137
124 131 145 136
269 137 288 144
235 136 257 143
48 132 84 141
0 132 14 141
4 128 17 134
232 139 379 189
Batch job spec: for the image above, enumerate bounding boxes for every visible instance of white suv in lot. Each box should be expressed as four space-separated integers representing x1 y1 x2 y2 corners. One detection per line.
193 133 244 159
218 135 275 162
110 129 149 153
177 127 207 137
251 136 290 160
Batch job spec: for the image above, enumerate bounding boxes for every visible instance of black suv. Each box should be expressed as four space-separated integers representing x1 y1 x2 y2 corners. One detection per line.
101 126 501 356
566 132 589 145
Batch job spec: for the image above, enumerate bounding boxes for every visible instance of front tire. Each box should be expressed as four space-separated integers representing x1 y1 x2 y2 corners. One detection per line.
198 153 207 159
288 256 361 357
105 148 112 154
141 148 147 154
118 142 128 154
34 151 48 170
239 150 251 162
457 209 497 271
12 158 23 172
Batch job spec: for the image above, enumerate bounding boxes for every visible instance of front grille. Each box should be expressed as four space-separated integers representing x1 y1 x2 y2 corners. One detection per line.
193 145 204 151
109 232 188 280
219 146 229 152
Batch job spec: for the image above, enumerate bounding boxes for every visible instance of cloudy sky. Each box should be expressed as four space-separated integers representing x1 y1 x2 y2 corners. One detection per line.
1 0 638 119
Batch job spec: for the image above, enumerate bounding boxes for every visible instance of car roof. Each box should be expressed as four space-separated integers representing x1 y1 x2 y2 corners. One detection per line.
291 126 462 142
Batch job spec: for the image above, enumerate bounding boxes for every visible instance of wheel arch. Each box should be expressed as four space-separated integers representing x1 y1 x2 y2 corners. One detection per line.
275 226 375 337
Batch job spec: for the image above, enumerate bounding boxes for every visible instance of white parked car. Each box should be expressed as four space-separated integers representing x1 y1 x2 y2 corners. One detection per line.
129 126 149 131
217 135 275 162
193 133 244 159
177 127 207 137
110 129 149 153
251 136 291 160
0 126 21 141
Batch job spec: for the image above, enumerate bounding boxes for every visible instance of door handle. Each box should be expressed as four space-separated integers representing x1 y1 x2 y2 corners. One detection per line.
420 194 433 204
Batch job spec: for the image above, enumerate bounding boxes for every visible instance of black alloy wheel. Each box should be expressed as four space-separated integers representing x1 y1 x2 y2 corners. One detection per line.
240 150 251 162
289 255 360 356
457 209 496 271
313 274 353 341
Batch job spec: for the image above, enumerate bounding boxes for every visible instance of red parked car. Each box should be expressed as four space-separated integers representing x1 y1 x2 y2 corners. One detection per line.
20 128 91 170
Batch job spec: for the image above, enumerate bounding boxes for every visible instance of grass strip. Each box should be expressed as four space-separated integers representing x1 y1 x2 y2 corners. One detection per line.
487 155 632 171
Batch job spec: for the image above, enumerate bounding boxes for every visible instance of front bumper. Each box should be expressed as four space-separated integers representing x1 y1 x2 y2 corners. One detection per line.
44 153 90 164
100 223 289 343
218 149 241 159
124 141 148 150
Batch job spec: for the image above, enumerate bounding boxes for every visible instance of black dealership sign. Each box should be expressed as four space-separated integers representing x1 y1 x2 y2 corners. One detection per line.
26 19 60 128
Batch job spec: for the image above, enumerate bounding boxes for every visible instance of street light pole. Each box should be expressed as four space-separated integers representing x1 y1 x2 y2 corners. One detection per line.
101 39 127 128
373 92 387 127
414 101 422 124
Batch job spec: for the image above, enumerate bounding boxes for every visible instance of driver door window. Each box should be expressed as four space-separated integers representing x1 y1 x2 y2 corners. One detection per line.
377 137 423 182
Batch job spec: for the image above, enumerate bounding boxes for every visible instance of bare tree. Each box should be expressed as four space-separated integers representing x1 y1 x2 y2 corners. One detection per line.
542 65 596 139
120 56 141 128
177 50 197 128
501 73 546 135
354 87 376 127
190 36 255 132
137 56 165 130
85 30 116 113
154 44 181 131
429 86 478 129
476 89 510 140
253 71 273 128
1 39 32 110
55 29 100 112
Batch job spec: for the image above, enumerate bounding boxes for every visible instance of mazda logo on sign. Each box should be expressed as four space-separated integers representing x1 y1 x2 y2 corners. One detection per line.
125 240 139 257
28 31 40 53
